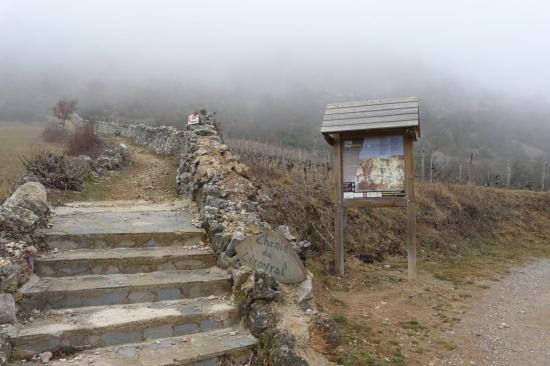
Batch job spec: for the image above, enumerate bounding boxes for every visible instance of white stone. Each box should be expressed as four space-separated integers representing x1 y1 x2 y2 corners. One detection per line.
298 275 313 304
4 182 47 207
39 351 53 363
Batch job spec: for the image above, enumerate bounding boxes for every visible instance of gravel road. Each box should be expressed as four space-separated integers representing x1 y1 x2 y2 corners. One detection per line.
443 259 550 365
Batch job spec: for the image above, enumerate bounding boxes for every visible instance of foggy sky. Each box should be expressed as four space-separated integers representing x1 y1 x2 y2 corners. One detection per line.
2 0 550 97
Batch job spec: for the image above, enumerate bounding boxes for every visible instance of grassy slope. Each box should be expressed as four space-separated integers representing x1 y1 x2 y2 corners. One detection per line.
0 124 62 201
243 156 550 365
247 158 550 280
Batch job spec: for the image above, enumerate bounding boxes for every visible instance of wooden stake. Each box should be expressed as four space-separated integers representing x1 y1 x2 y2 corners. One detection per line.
420 149 426 182
506 160 511 188
404 136 417 282
332 136 345 275
429 153 433 183
312 136 317 183
542 162 547 192
468 152 474 183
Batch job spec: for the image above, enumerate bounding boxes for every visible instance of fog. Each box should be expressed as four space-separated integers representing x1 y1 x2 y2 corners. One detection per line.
1 0 550 165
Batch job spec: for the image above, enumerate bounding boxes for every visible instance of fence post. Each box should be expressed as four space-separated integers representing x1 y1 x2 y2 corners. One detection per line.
542 162 547 191
421 149 425 182
312 136 317 183
507 160 512 188
468 152 474 183
429 154 433 183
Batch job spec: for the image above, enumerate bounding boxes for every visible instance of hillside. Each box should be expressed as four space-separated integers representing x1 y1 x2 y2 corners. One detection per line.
234 142 550 278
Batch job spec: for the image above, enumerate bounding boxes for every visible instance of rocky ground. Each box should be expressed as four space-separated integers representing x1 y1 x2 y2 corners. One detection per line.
441 259 550 366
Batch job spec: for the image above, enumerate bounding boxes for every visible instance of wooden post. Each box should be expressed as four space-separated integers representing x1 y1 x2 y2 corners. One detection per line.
420 149 426 182
404 135 417 282
429 153 433 183
332 135 345 275
312 136 317 183
541 162 547 192
458 164 462 184
468 152 474 183
506 160 511 188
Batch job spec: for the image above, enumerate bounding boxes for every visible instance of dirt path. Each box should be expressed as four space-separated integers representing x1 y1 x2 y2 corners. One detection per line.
48 137 178 205
312 256 550 365
106 137 177 202
442 259 550 366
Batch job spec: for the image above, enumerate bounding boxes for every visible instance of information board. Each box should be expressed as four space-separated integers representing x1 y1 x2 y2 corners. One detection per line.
342 135 405 199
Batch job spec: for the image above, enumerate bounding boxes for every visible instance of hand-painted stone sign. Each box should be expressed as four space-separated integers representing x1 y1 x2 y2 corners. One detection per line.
235 230 307 284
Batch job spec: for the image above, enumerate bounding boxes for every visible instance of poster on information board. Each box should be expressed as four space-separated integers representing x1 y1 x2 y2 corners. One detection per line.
342 135 405 199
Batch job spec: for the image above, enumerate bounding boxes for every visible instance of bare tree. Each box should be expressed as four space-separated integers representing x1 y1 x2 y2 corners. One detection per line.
52 98 78 130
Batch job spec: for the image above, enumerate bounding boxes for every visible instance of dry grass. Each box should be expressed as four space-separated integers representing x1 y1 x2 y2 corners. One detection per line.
0 123 62 201
244 153 550 268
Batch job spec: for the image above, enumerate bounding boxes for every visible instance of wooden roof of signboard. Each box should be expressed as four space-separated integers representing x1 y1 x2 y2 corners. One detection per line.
321 96 420 139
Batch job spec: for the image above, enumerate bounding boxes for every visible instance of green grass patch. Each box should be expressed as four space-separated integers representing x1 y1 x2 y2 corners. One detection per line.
333 314 349 325
330 297 348 307
399 320 424 330
421 237 550 285
436 339 457 351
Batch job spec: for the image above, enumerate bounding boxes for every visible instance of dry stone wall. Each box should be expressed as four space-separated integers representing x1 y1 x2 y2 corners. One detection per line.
96 121 186 155
1 182 52 364
1 183 51 294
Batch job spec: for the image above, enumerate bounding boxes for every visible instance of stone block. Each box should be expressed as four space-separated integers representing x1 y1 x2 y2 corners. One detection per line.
0 334 11 366
0 294 15 324
143 325 173 340
173 322 198 335
247 302 276 338
217 253 239 269
101 330 142 346
212 233 232 254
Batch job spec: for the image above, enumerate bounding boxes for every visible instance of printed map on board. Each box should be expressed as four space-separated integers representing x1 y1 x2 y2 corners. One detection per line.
342 135 405 198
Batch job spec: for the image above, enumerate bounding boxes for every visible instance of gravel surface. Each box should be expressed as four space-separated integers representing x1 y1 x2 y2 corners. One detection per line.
443 259 550 366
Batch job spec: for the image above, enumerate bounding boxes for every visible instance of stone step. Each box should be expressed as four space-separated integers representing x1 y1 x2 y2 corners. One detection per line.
10 328 256 366
43 230 206 251
20 268 231 310
41 201 205 251
12 298 239 359
36 246 216 277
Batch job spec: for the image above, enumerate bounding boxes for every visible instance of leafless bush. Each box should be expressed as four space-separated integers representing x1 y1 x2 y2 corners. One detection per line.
64 120 103 158
21 150 89 191
42 123 69 143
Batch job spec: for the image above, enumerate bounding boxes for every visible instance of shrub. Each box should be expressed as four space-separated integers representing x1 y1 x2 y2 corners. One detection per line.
42 123 69 143
63 120 103 158
21 150 89 191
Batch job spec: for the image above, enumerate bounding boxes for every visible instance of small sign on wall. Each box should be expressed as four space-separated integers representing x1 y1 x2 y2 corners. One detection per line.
235 230 307 284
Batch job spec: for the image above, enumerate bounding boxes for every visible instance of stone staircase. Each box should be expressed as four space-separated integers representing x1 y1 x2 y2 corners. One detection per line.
9 201 256 365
